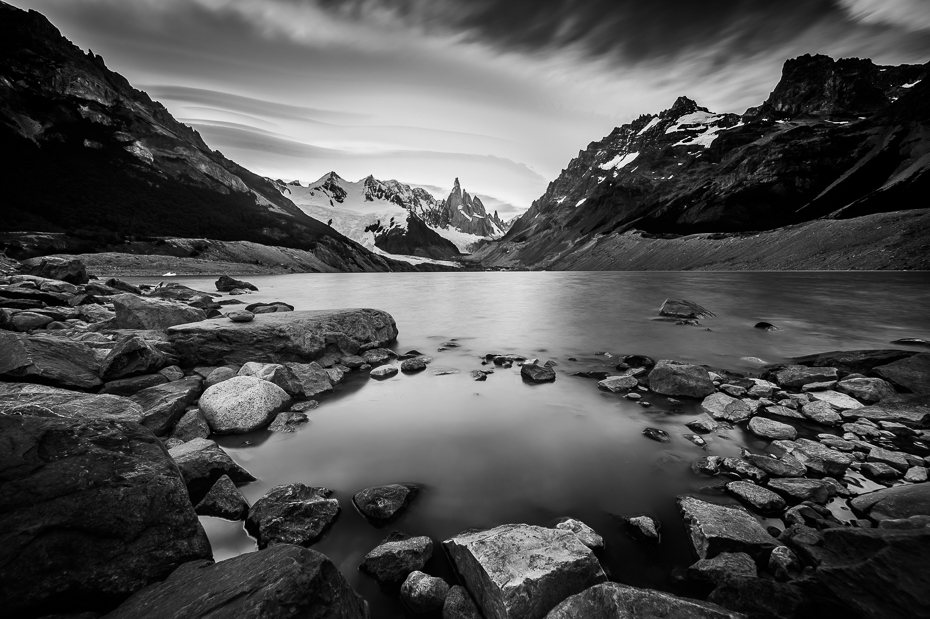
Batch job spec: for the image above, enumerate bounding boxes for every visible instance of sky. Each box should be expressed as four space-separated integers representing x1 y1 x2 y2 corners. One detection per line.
9 0 930 215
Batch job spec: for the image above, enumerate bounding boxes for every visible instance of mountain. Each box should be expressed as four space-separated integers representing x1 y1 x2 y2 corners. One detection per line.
0 2 423 273
420 178 508 238
474 54 929 269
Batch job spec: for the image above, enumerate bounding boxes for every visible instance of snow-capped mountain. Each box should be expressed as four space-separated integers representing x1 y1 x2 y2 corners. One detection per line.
421 178 508 238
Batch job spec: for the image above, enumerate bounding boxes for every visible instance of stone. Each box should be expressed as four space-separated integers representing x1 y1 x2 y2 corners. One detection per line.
659 299 715 319
112 293 206 331
100 373 170 396
401 357 428 372
905 466 928 482
284 362 333 397
867 446 910 472
790 349 916 374
801 380 837 392
726 481 786 514
268 411 309 432
238 361 304 396
837 377 897 404
360 532 434 583
199 375 291 434
861 462 901 480
0 415 210 618
167 309 398 366
687 414 720 433
18 256 89 284
767 478 832 504
104 544 368 619
774 439 853 477
742 452 806 478
521 363 556 383
215 275 258 292
597 375 638 392
168 437 256 503
649 360 715 398
555 518 605 549
159 365 185 381
701 393 752 422
371 365 399 379
747 417 797 440
622 515 661 542
227 310 254 322
246 483 340 549
0 382 143 423
801 400 843 425
443 524 607 619
290 400 319 412
844 396 930 426
544 582 741 619
11 310 54 330
677 496 780 559
768 546 801 581
363 348 394 364
401 571 450 614
809 390 864 410
195 474 250 520
873 353 930 395
100 334 168 380
205 366 237 388
850 484 930 521
746 378 778 398
765 404 805 420
687 552 757 585
692 455 722 476
684 433 708 447
767 365 839 389
353 483 418 524
643 427 670 443
0 331 102 389
169 408 211 442
245 301 295 314
707 576 804 619
444 585 481 619
103 277 141 294
720 457 768 484
130 376 203 436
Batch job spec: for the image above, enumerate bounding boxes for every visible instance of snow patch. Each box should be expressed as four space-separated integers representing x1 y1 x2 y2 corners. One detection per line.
636 117 661 135
599 151 639 170
903 80 921 88
665 111 720 134
575 198 587 207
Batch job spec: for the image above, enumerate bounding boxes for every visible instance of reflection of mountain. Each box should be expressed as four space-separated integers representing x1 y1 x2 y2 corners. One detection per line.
474 54 930 270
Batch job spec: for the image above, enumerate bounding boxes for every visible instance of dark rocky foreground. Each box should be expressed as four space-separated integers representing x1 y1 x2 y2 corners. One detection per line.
2 261 929 619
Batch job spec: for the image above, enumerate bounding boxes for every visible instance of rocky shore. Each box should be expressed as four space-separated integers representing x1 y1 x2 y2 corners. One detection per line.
1 258 929 619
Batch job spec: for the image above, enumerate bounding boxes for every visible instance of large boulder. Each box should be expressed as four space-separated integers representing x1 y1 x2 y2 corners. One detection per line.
659 299 715 319
849 484 930 522
100 334 168 380
0 331 101 389
0 415 211 618
353 483 418 524
112 293 207 331
873 353 930 395
836 377 897 404
648 360 715 398
359 532 434 584
246 483 340 549
168 438 256 504
199 375 291 434
677 496 781 560
0 382 143 423
766 365 839 389
18 256 89 285
167 309 398 366
544 582 740 619
104 544 369 619
215 274 258 292
843 395 930 426
443 523 607 619
130 376 203 436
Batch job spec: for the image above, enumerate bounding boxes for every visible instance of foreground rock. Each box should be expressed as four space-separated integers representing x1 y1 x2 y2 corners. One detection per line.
0 331 102 389
545 582 740 619
401 571 450 614
521 363 556 383
678 496 780 559
168 438 256 503
167 309 399 366
0 382 143 423
555 518 605 550
0 415 211 617
199 375 291 433
850 483 930 522
444 585 482 619
18 255 89 284
130 376 203 435
359 532 434 584
353 483 418 524
597 375 638 392
648 360 715 398
194 474 250 521
686 552 757 585
443 524 607 619
873 352 930 395
105 544 369 619
112 293 207 330
246 483 340 549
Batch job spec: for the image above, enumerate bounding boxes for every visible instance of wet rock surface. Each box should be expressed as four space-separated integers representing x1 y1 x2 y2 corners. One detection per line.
199 375 290 433
678 496 781 559
359 532 434 584
246 483 341 549
545 582 741 619
353 483 418 524
168 437 256 503
194 474 250 521
649 360 715 398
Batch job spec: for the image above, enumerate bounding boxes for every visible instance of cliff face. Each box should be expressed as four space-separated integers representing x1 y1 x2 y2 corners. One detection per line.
422 179 507 238
0 3 417 272
475 54 930 270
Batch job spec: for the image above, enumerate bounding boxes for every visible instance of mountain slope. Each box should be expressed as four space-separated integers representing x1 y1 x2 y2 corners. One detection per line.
0 2 422 272
475 54 929 269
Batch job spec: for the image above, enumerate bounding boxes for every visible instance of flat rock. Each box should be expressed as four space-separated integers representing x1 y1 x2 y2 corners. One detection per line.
168 437 256 504
443 523 607 619
867 446 910 472
790 349 915 374
726 481 786 514
843 395 930 426
597 375 638 392
18 256 89 285
100 373 169 396
0 331 102 389
850 483 930 522
774 438 853 477
0 382 143 423
246 483 340 549
226 310 254 322
544 582 741 619
401 571 450 614
837 377 897 404
554 518 605 549
747 417 797 440
370 365 399 379
112 293 206 331
767 365 839 389
130 376 203 436
649 360 715 398
687 552 758 585
701 393 752 422
353 483 418 524
194 474 250 520
104 544 368 619
677 496 780 559
359 532 434 584
659 299 716 319
199 375 291 434
873 353 930 395
0 415 210 618
167 308 398 366
809 390 864 410
800 400 842 425
268 411 309 433
283 361 333 397
742 452 806 478
767 478 832 504
764 404 805 420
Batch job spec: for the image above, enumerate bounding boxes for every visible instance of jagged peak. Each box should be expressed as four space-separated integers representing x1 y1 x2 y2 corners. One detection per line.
661 96 707 120
287 179 302 186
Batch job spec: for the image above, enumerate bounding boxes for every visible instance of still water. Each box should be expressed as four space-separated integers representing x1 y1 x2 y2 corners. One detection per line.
153 271 930 617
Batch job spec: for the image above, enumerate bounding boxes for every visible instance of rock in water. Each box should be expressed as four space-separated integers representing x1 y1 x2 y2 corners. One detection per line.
401 571 450 614
18 256 89 284
659 299 716 319
554 518 605 550
168 438 256 503
677 496 781 560
544 582 741 619
747 417 797 440
754 322 778 331
199 376 291 434
597 375 638 392
0 331 102 389
443 524 607 619
726 481 787 514
643 427 671 442
195 474 250 521
767 478 832 504
246 483 340 549
246 301 295 314
215 275 259 292
268 411 309 433
353 483 418 524
521 363 556 383
283 362 334 397
167 309 398 366
104 544 369 619
401 357 427 372
112 293 207 330
622 515 661 542
0 415 211 618
359 532 434 584
648 360 715 398
687 552 758 585
700 393 752 422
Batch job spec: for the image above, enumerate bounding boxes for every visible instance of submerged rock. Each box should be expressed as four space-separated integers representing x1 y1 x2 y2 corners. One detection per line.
677 496 781 559
353 483 418 524
648 360 715 398
544 582 741 619
643 427 671 443
199 375 291 434
246 483 340 549
359 532 434 584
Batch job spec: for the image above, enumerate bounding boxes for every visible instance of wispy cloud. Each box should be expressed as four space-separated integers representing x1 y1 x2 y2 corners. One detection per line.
838 0 930 33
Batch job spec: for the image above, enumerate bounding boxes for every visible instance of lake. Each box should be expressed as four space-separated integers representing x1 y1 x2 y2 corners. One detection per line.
144 271 930 618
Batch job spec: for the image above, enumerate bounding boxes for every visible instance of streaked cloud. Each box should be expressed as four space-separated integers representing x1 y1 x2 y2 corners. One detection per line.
838 0 930 33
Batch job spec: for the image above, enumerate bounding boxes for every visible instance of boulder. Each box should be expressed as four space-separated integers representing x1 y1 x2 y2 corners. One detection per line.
199 376 290 434
168 438 256 504
850 484 930 522
205 366 237 388
554 518 604 550
283 362 333 397
130 376 203 436
790 349 916 374
520 363 556 383
0 382 143 423
837 377 897 404
401 571 450 614
741 452 806 478
873 353 930 395
0 415 210 618
169 408 211 442
747 417 797 440
844 395 930 426
443 524 607 619
167 309 398 366
659 299 715 319
648 360 715 398
867 446 910 472
800 400 842 425
238 361 304 396
0 331 101 389
677 496 780 560
720 457 767 484
401 357 428 372
809 390 864 410
700 393 752 422
544 582 741 619
246 301 295 314
353 483 418 524
215 275 258 292
444 585 482 619
370 365 399 379
726 481 786 514
246 483 340 549
112 294 206 331
359 532 434 584
622 515 661 542
268 411 309 433
687 414 720 433
104 277 142 294
18 256 89 285
686 552 758 585
596 376 638 392
104 544 368 619
767 478 832 504
194 474 250 521
100 373 169 396
11 310 53 330
773 439 853 477
767 365 839 389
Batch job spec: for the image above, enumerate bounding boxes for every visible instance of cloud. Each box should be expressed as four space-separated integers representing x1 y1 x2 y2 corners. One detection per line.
838 0 930 33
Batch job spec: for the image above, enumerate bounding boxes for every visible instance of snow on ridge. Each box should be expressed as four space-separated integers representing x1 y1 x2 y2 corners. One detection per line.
665 111 720 134
575 198 587 207
599 151 639 170
902 80 921 88
636 117 661 136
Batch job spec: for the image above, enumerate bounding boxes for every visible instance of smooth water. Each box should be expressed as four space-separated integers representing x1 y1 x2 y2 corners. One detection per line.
150 271 930 617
